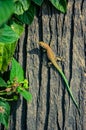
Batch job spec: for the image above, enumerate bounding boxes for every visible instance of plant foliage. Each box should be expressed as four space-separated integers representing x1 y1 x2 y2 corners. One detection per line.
0 100 10 128
0 58 32 128
49 0 67 13
0 0 14 25
14 0 30 15
10 58 24 82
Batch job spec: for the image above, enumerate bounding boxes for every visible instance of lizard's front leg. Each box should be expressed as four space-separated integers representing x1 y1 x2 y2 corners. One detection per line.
55 56 65 62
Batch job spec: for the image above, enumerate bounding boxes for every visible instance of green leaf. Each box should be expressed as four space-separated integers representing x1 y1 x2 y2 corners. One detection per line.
0 0 14 25
14 0 30 15
49 0 67 13
17 86 32 101
0 42 17 73
0 99 10 128
11 22 24 37
10 58 24 82
0 25 4 36
0 77 7 87
0 24 19 43
17 4 36 25
32 0 43 6
0 25 19 72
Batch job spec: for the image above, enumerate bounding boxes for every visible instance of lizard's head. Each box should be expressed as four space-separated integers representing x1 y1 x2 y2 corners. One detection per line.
38 41 48 49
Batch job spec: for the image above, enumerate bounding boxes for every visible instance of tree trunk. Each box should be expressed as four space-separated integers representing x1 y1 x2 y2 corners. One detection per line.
5 1 86 130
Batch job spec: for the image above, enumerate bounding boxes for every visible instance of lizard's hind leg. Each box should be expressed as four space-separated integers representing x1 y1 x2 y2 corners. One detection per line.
48 56 65 67
55 56 65 62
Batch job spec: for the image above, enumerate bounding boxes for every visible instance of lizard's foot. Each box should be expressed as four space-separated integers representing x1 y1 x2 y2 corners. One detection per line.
48 62 52 67
55 56 65 62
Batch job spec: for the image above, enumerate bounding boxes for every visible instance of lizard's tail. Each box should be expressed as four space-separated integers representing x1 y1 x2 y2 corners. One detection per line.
54 63 80 114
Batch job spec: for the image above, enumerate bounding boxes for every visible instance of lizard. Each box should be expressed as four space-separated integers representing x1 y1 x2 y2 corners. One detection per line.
38 41 80 114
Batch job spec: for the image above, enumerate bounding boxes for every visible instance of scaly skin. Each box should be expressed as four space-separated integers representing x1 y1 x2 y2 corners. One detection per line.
38 41 80 114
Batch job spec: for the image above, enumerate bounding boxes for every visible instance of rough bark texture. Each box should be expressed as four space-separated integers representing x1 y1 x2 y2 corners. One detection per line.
1 0 86 130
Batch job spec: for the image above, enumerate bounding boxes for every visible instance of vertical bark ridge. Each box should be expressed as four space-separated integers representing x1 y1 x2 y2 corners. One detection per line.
21 25 28 130
69 0 75 85
36 7 43 129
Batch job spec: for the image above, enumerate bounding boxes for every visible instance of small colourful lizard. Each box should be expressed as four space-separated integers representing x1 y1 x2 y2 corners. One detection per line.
38 41 80 114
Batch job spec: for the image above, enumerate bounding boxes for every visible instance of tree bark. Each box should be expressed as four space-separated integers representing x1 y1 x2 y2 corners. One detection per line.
7 1 86 130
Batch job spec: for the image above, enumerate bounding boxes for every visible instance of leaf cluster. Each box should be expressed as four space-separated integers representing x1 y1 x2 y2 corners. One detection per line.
0 58 32 128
